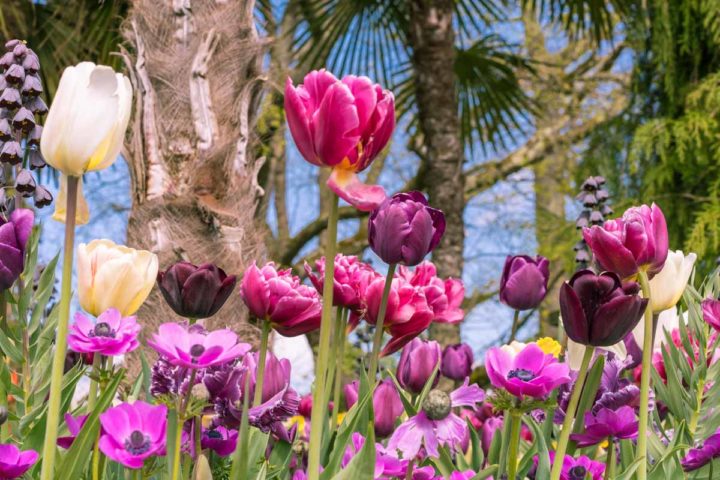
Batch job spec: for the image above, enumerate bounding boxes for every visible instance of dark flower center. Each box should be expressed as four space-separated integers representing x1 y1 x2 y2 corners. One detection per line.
568 465 587 480
91 322 115 338
422 389 452 421
207 429 223 439
190 344 205 357
124 430 151 455
507 368 536 382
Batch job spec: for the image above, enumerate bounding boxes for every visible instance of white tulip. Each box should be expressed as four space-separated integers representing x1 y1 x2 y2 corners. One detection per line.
648 250 696 313
41 62 132 176
631 306 684 352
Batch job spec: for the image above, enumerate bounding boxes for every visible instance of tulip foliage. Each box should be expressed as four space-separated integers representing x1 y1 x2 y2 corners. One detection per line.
0 56 719 480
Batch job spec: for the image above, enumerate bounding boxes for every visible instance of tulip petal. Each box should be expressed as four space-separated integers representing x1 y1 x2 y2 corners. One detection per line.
284 77 319 165
327 167 386 212
559 282 590 344
583 226 639 279
314 82 360 167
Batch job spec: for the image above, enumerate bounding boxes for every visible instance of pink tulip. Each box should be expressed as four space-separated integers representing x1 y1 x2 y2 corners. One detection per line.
363 275 434 356
305 254 380 313
240 262 322 336
583 203 668 279
284 70 395 211
397 262 464 324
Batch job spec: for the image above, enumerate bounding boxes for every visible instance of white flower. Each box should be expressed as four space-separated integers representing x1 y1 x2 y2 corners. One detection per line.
648 250 696 313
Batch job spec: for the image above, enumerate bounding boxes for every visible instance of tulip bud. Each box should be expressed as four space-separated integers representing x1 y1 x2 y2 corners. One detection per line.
15 169 36 197
499 255 550 311
41 62 132 176
368 191 445 266
397 338 441 394
157 261 237 319
373 379 403 438
647 250 696 313
480 417 503 456
441 343 474 381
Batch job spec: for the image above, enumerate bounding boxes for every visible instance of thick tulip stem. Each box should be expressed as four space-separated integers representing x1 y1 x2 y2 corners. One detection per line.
550 345 594 480
509 309 521 342
40 175 78 480
307 194 339 480
367 263 397 387
253 319 271 407
637 270 653 480
507 410 522 480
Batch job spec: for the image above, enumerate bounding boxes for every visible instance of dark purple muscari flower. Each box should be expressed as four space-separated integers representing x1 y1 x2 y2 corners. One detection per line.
57 414 88 449
560 270 647 347
570 406 638 447
681 429 720 472
157 261 237 319
499 255 550 310
396 337 441 394
441 343 474 381
0 208 33 290
368 191 445 266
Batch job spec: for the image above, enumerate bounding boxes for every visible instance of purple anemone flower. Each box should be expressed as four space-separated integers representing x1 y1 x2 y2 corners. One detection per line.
57 413 88 449
485 343 571 399
147 322 251 369
342 433 405 478
98 401 167 469
534 452 605 480
201 426 237 457
0 443 39 479
681 429 720 472
386 380 484 459
68 308 141 356
570 406 638 447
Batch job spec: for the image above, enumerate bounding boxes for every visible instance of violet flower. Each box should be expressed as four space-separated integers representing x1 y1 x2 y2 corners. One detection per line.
342 433 405 478
397 262 465 324
240 262 322 336
559 270 647 347
343 378 403 438
702 299 720 332
681 429 720 472
0 208 33 290
368 192 445 267
0 443 39 479
68 308 141 356
386 380 484 459
147 322 251 369
570 406 638 447
397 338 441 394
305 254 379 313
198 425 238 457
480 416 503 456
583 203 668 279
534 451 605 480
499 255 550 310
157 261 236 319
593 353 641 414
485 342 571 399
57 413 88 449
98 401 167 469
441 343 474 381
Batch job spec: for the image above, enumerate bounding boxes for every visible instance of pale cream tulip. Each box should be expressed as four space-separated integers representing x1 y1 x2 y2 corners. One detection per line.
500 340 527 355
648 250 696 313
77 239 158 316
52 175 90 225
41 62 132 176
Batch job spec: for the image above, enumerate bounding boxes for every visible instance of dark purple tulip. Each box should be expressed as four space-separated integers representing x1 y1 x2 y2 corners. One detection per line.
570 406 638 447
499 255 549 310
157 261 236 319
583 203 668 279
681 429 720 472
396 338 441 394
0 208 33 290
559 270 648 347
368 191 445 266
441 343 474 381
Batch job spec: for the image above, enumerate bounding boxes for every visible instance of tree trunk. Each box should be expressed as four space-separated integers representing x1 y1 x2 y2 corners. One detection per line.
408 0 465 346
121 0 265 371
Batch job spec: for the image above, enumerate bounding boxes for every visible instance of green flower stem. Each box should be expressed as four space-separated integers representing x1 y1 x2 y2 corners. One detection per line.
87 353 103 414
39 175 79 480
92 355 108 480
172 369 197 480
230 373 252 478
129 466 141 480
550 344 594 480
509 309 521 342
307 193 339 480
507 411 522 480
604 439 616 480
253 319 271 407
367 263 397 387
636 269 653 480
331 308 348 430
193 415 202 461
689 377 706 435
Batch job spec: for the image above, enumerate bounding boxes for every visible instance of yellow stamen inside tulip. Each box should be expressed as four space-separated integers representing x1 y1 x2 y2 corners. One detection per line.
536 337 562 358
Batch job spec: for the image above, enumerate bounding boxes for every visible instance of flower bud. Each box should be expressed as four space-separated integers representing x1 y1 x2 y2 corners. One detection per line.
499 255 550 311
22 53 40 74
15 169 36 196
397 338 441 394
33 185 52 208
422 389 451 421
373 379 403 438
157 261 237 319
441 343 474 381
0 52 15 69
648 250 696 313
12 43 28 58
28 125 42 147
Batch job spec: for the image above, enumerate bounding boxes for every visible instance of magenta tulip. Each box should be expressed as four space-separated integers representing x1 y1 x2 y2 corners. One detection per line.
68 308 141 356
0 208 33 290
98 401 167 469
157 261 236 319
485 343 571 399
285 70 394 211
681 428 720 472
344 379 403 438
559 270 647 347
499 255 550 310
397 262 464 323
368 192 445 267
397 338 442 393
240 262 322 336
570 406 638 447
583 203 668 279
441 343 474 381
305 254 379 312
702 299 720 332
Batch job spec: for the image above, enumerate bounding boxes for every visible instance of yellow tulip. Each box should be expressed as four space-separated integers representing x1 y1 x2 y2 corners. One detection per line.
77 239 158 316
52 175 90 225
40 62 132 176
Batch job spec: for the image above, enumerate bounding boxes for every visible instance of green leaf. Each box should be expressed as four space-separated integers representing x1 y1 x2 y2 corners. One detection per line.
524 416 550 478
470 465 498 480
0 328 22 364
467 417 484 471
55 369 125 479
566 354 605 456
385 368 416 416
28 252 59 338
